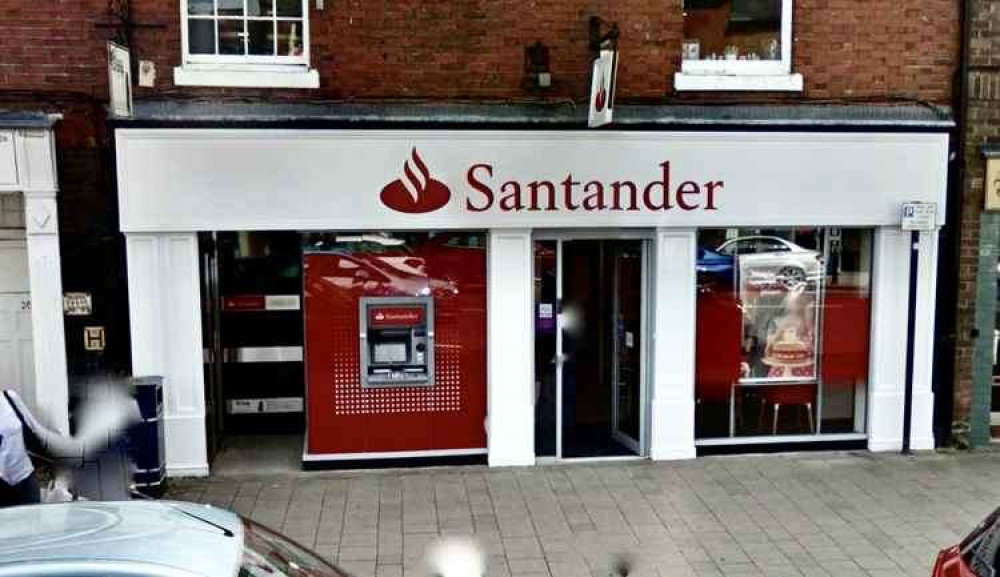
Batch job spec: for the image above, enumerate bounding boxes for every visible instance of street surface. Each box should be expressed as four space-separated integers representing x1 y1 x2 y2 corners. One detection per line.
167 450 1000 577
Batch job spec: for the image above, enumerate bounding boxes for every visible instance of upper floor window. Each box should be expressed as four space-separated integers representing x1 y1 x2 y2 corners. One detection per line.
185 0 307 63
676 0 802 92
176 0 318 88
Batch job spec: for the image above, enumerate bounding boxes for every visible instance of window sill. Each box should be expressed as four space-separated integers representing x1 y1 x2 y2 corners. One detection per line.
674 72 803 92
174 65 320 89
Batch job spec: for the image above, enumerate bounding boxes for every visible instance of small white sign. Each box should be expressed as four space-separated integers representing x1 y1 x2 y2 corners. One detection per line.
986 158 1000 212
901 202 937 231
84 326 106 351
539 302 554 319
588 49 617 128
63 292 93 316
108 42 132 118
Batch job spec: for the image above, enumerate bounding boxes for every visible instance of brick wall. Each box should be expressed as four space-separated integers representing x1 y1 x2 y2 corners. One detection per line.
952 0 1000 444
118 0 959 103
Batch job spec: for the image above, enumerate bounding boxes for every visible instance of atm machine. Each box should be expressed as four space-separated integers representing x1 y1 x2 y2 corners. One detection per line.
360 296 434 387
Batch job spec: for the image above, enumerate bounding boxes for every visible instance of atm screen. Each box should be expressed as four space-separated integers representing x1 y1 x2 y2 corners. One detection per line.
360 296 434 387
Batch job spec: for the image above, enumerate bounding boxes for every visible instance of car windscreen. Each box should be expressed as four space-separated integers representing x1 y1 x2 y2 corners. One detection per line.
239 518 348 577
962 507 1000 577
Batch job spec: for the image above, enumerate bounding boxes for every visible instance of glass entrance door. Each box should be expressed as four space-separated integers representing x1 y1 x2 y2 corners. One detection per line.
533 236 647 459
611 242 643 452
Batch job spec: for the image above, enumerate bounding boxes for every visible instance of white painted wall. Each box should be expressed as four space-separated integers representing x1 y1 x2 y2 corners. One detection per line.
0 128 70 433
125 232 209 476
486 229 535 466
649 229 697 460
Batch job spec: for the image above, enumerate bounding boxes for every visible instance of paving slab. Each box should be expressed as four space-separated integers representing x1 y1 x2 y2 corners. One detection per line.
166 450 1000 577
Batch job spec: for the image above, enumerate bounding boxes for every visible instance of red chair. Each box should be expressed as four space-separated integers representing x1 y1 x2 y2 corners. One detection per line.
758 384 815 434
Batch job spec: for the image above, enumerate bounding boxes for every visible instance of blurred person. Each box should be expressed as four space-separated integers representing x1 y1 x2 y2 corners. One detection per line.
0 386 140 508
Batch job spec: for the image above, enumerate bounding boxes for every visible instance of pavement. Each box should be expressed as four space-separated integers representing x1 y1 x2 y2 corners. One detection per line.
166 449 1000 577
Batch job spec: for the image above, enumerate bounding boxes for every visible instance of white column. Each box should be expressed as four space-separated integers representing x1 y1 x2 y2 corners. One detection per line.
909 229 938 450
125 232 208 476
18 129 69 432
649 228 697 460
486 229 534 467
867 227 910 451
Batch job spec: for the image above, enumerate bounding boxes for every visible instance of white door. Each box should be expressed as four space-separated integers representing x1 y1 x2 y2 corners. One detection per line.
0 241 34 406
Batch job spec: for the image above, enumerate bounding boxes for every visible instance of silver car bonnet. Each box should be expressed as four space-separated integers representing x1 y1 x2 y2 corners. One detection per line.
0 501 243 577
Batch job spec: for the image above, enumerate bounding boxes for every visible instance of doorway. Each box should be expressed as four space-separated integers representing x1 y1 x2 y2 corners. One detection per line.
534 236 649 459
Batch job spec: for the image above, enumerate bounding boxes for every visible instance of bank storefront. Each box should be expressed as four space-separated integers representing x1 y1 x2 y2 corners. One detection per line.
114 116 947 475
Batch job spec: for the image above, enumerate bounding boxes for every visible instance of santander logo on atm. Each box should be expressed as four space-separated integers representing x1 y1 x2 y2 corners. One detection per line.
379 148 452 214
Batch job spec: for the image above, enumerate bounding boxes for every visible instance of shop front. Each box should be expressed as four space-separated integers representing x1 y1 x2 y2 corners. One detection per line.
114 124 947 475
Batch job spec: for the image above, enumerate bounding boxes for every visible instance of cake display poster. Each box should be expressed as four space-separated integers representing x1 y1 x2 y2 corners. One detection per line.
737 256 820 381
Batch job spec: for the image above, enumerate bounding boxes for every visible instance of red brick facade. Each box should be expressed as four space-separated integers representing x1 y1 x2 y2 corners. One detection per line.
2 1 959 103
0 0 965 390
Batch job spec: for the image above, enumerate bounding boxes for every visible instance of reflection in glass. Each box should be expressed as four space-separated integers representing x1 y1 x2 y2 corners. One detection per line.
217 0 244 16
188 0 214 15
276 0 303 17
695 228 872 439
218 19 245 55
277 21 304 56
534 241 557 457
246 0 273 16
188 19 216 54
682 0 781 62
248 20 275 55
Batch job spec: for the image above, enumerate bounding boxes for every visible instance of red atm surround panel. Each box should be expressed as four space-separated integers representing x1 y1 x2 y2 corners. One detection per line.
303 239 487 456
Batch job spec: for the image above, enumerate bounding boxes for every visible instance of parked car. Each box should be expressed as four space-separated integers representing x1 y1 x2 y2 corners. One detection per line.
0 500 347 577
717 235 823 287
696 246 735 288
933 506 1000 577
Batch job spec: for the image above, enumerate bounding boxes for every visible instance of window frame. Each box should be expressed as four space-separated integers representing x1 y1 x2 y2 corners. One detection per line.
180 0 311 67
676 0 802 92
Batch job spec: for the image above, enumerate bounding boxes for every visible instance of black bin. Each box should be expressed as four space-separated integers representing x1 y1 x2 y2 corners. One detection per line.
129 376 166 494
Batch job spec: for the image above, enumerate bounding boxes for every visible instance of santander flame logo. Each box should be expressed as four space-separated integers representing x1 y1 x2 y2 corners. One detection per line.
595 73 608 112
380 148 452 214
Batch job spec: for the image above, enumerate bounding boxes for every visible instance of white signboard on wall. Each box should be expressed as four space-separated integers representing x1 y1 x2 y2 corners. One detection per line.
115 129 948 232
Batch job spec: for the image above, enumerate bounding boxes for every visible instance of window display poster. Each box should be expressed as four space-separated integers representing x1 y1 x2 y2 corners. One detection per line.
738 256 819 381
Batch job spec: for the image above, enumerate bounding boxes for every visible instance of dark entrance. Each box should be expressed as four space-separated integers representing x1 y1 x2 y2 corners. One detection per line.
534 237 645 459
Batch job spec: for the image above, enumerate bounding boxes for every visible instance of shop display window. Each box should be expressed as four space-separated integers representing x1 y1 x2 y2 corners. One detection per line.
302 231 488 456
695 228 873 439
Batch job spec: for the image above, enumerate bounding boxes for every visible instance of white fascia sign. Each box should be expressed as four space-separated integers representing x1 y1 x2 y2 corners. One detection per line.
115 129 949 232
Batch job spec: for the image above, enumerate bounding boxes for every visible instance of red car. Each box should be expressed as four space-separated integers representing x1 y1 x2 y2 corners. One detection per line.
934 507 1000 577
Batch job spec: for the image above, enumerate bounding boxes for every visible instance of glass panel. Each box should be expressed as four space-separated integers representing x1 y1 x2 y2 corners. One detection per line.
217 0 244 16
994 254 1000 414
218 19 245 55
246 0 273 16
187 0 214 15
695 228 872 439
247 20 275 55
613 242 642 442
682 0 782 62
276 0 303 17
819 228 872 434
276 21 304 56
188 19 216 54
534 241 557 457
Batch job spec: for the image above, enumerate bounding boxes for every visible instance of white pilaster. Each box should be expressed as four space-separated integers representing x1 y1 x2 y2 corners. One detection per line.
867 227 910 452
649 228 697 460
486 229 535 467
909 229 938 450
125 232 208 476
18 129 69 433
